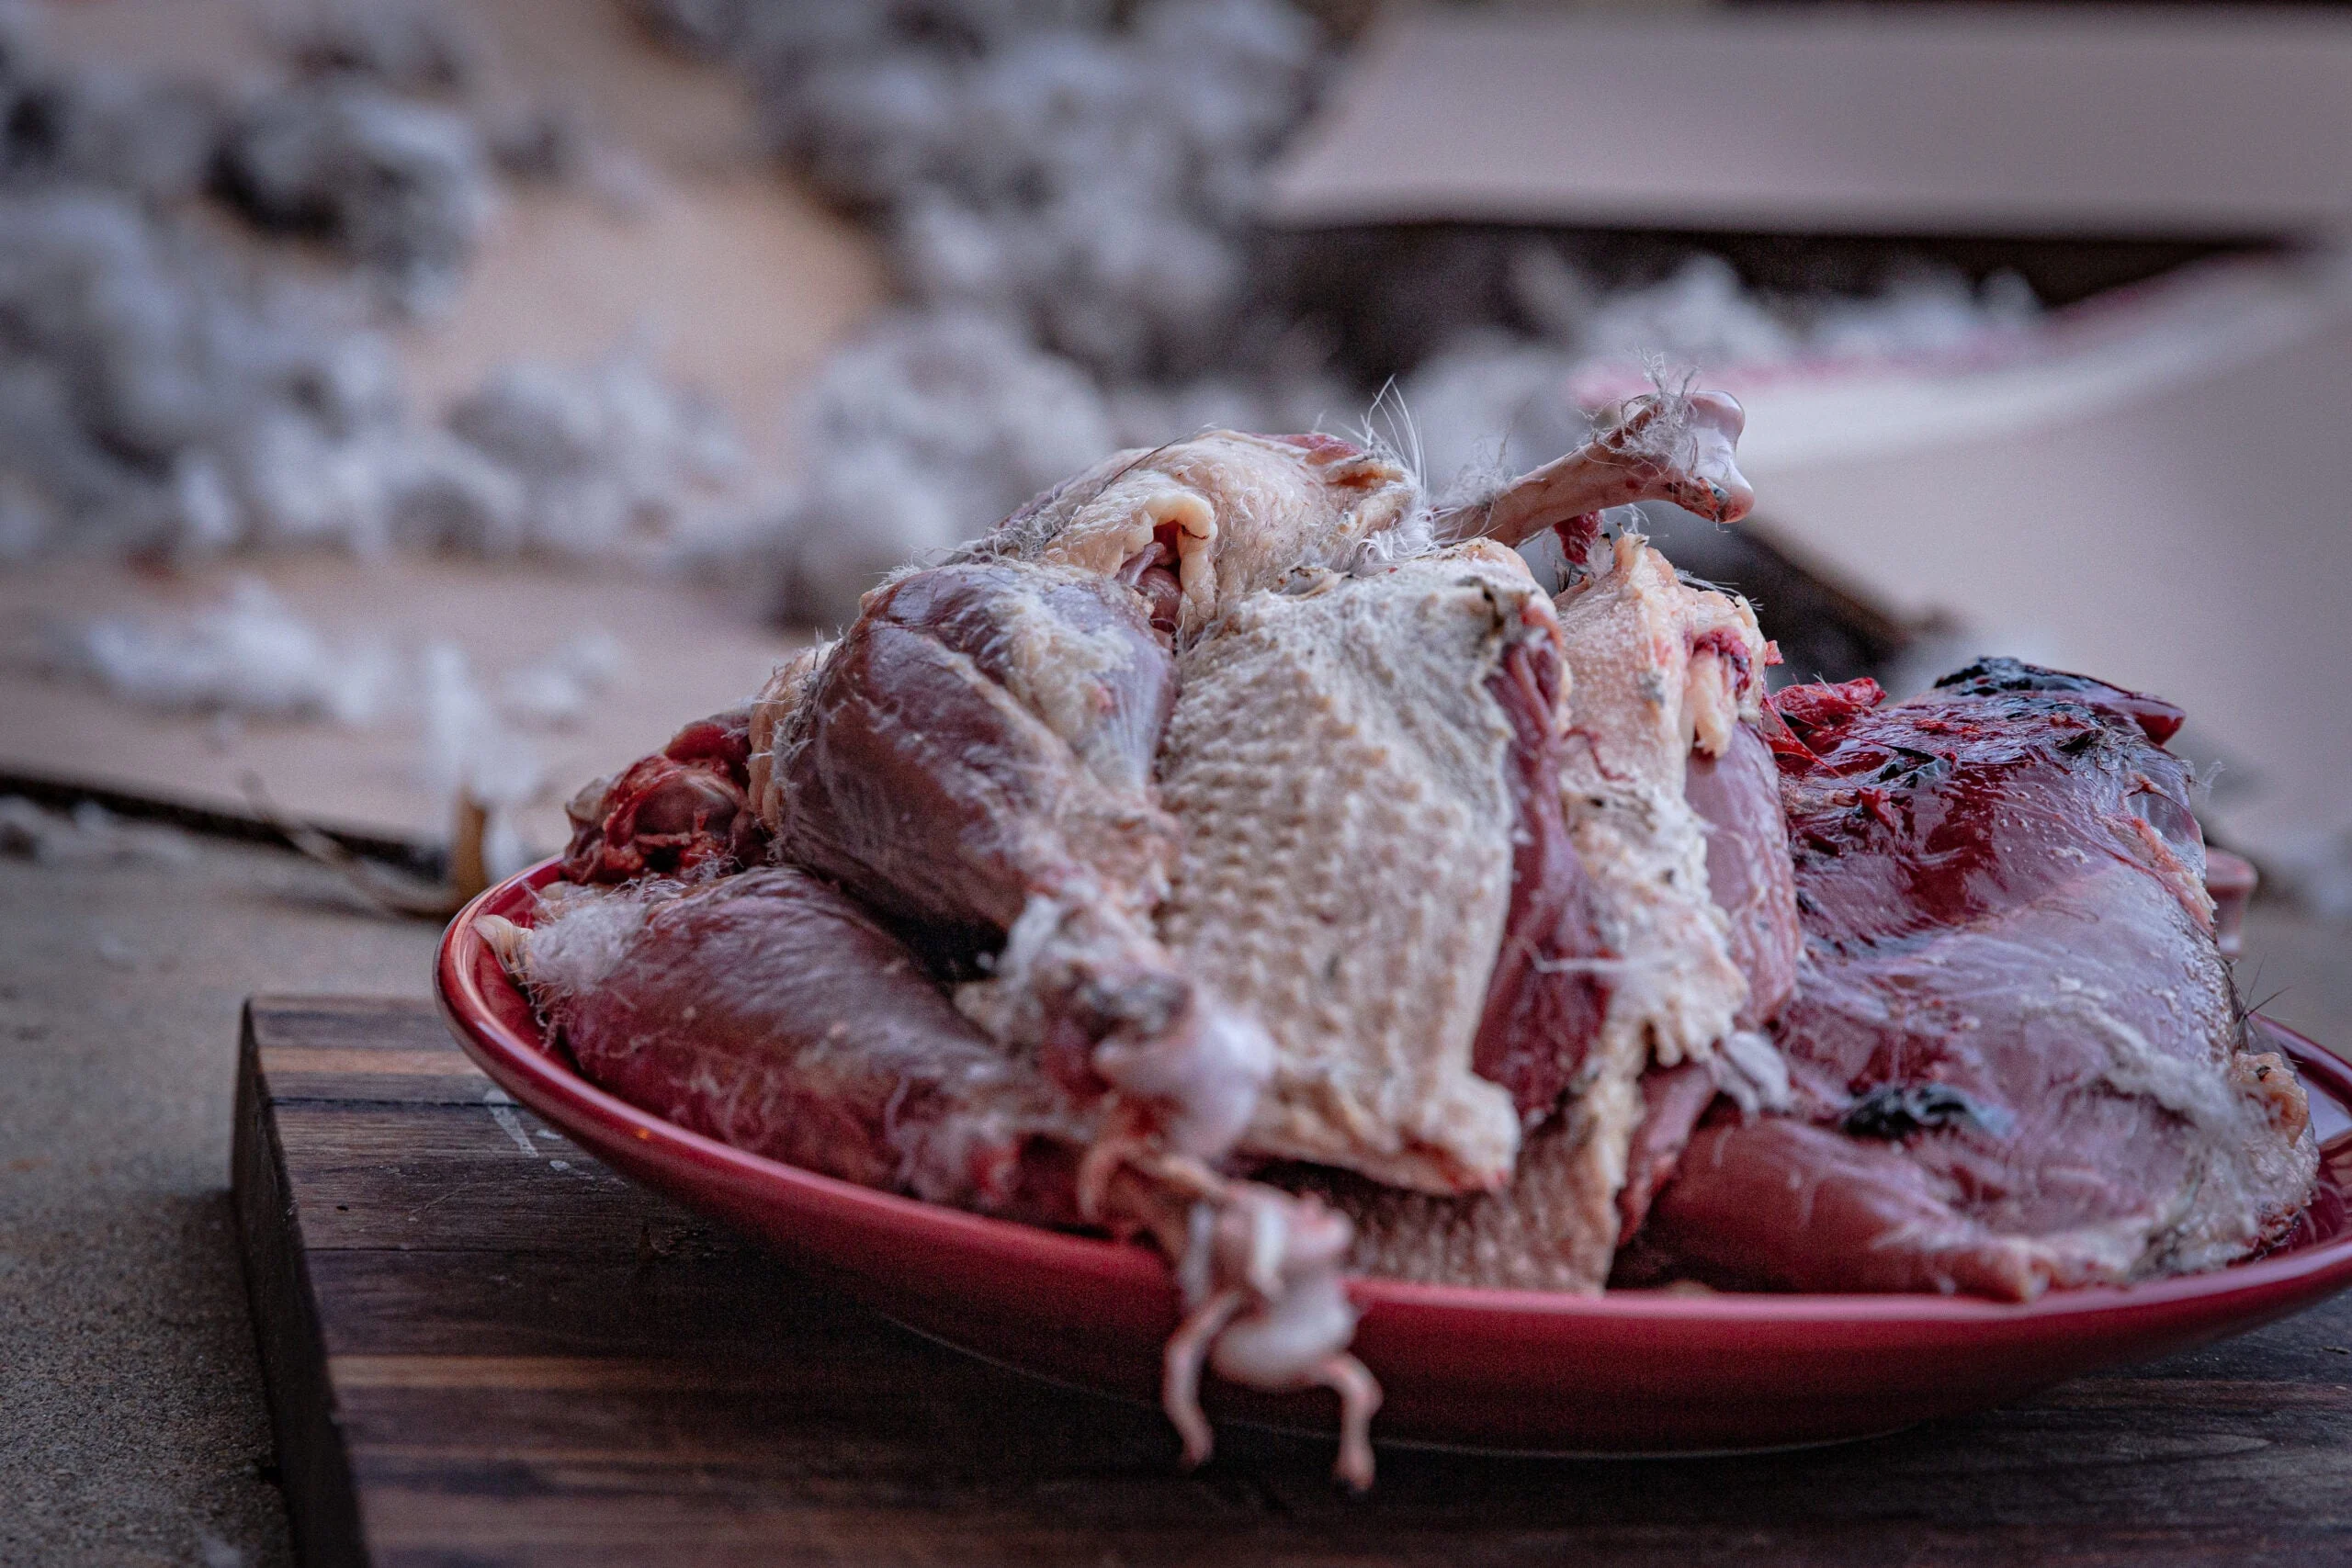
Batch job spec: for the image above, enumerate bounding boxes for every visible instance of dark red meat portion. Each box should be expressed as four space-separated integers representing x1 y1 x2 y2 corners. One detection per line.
1760 676 1884 769
551 869 1094 1224
1470 632 1611 1119
1932 656 2184 745
776 562 1178 942
1782 671 2206 953
1683 721 1801 1031
562 705 763 884
1613 1061 1717 1246
661 708 755 773
1634 667 2314 1298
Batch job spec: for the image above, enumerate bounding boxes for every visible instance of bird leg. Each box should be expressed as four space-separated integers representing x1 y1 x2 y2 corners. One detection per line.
1440 388 1753 557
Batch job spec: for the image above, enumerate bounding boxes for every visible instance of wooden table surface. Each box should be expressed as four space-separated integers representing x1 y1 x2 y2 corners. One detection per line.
232 996 2352 1567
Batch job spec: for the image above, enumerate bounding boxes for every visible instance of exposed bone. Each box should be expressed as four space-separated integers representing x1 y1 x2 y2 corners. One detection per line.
1439 389 1752 552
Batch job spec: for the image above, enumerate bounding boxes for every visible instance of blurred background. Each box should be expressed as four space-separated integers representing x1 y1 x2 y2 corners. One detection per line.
7 0 2352 897
6 2 2352 1560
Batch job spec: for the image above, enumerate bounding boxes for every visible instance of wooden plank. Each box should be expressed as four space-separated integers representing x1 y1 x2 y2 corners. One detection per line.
274 1103 677 1255
248 998 462 1056
233 1003 368 1568
0 767 442 876
232 997 2352 1567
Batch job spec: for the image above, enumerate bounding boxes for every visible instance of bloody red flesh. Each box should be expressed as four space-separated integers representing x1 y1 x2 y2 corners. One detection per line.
552 868 1095 1225
1634 664 2310 1298
561 705 762 885
1780 673 2203 953
1469 631 1611 1118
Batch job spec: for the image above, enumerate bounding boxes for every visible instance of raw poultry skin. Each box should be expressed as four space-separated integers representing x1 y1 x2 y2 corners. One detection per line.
1624 661 2319 1297
518 402 1770 1483
1152 543 1577 1197
960 430 1691 1214
504 398 2316 1483
1294 528 1787 1290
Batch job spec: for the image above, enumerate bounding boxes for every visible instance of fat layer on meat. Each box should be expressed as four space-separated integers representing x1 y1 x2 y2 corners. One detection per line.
1555 532 1762 1071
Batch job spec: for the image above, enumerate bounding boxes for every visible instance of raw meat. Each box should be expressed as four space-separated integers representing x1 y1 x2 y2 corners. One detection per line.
769 559 1181 946
741 523 1385 1485
518 866 1382 1480
1548 530 1765 1073
1153 543 1574 1195
745 403 1770 1217
518 396 1785 1483
1471 611 1614 1120
1630 660 2319 1297
529 868 1099 1224
1614 717 1806 1242
1683 720 1803 1032
560 706 763 885
1290 527 1780 1290
503 394 2315 1491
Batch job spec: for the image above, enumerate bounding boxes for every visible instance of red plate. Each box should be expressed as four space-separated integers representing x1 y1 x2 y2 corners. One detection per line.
437 859 2352 1455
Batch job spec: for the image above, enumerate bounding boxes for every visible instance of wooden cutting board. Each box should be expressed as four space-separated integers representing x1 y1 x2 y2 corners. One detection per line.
232 996 2352 1567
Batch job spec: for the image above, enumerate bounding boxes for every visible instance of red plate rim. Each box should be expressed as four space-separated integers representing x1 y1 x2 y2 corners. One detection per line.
437 857 2352 1326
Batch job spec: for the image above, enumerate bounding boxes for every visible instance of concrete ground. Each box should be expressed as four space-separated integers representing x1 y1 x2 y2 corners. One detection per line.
1 818 437 1568
0 806 2346 1567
